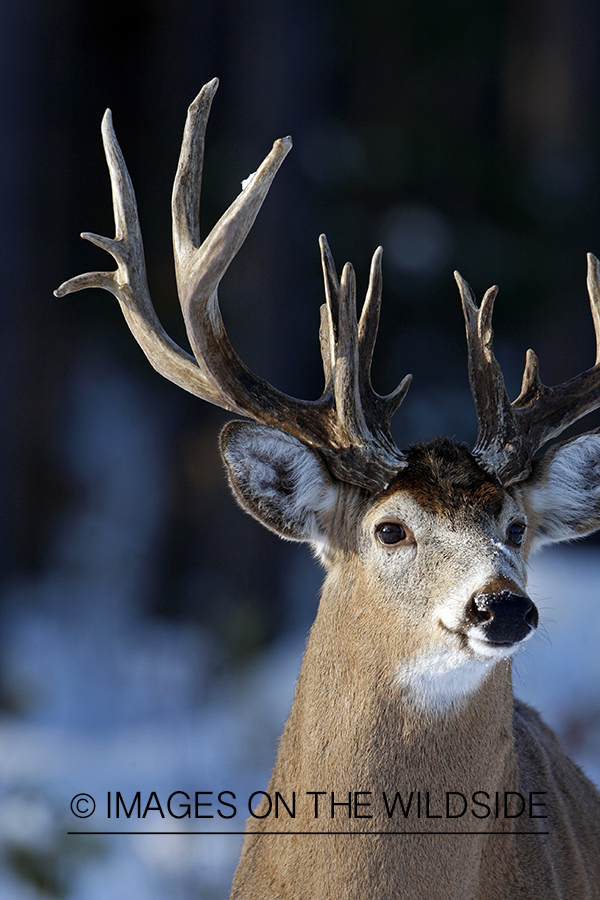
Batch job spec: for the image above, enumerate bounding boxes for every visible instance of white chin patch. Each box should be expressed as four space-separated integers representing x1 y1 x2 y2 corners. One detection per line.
395 646 504 712
467 624 535 660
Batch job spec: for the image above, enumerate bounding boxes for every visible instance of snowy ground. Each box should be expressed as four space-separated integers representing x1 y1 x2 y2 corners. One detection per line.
1 545 598 900
513 546 600 787
1 355 599 899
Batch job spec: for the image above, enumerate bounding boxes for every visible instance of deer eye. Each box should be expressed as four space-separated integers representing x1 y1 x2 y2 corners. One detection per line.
507 522 526 547
375 522 407 545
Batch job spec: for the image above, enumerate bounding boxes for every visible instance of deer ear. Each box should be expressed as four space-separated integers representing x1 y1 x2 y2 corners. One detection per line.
220 421 340 547
517 431 600 552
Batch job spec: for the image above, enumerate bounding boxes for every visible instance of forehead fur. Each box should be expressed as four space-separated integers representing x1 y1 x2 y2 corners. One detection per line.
381 437 506 519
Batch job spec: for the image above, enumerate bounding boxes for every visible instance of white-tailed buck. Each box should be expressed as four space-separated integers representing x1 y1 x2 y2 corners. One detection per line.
56 81 600 899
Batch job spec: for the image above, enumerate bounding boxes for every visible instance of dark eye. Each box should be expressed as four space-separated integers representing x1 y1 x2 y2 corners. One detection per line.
376 522 407 545
507 522 526 547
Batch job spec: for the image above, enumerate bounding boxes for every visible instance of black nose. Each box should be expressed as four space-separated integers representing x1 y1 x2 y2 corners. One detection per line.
466 590 538 646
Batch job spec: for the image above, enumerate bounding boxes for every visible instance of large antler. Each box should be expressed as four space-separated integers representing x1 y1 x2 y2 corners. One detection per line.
55 79 410 492
456 257 600 485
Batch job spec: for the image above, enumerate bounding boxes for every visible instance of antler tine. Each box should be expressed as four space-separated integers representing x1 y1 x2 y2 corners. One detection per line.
586 252 600 366
360 247 413 428
56 84 301 424
457 261 600 485
455 272 520 473
336 261 366 439
318 235 366 440
320 237 412 432
317 234 339 393
173 82 292 312
169 86 301 427
316 236 409 483
172 78 218 258
358 245 384 383
54 109 232 408
57 81 411 493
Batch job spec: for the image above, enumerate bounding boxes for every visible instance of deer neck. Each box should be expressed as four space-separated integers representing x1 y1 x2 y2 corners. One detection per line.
242 569 524 898
269 565 520 827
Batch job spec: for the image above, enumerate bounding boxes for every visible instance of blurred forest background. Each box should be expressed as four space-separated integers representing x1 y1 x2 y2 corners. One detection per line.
2 0 600 897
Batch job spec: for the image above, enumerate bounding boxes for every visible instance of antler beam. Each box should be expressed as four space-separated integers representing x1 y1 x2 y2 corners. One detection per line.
456 256 600 485
55 79 410 492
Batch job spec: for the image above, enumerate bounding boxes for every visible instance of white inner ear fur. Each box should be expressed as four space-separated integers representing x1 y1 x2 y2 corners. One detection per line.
222 423 339 557
518 432 600 553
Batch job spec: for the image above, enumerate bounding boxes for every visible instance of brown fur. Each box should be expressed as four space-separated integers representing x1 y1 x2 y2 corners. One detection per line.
384 438 506 519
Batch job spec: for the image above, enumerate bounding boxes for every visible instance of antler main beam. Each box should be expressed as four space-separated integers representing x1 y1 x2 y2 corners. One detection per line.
55 79 409 492
456 256 600 485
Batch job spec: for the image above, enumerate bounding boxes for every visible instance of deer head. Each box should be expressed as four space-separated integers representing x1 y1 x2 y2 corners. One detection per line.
56 81 600 897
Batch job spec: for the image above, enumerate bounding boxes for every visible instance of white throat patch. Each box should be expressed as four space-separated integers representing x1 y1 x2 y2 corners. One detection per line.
394 648 498 712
